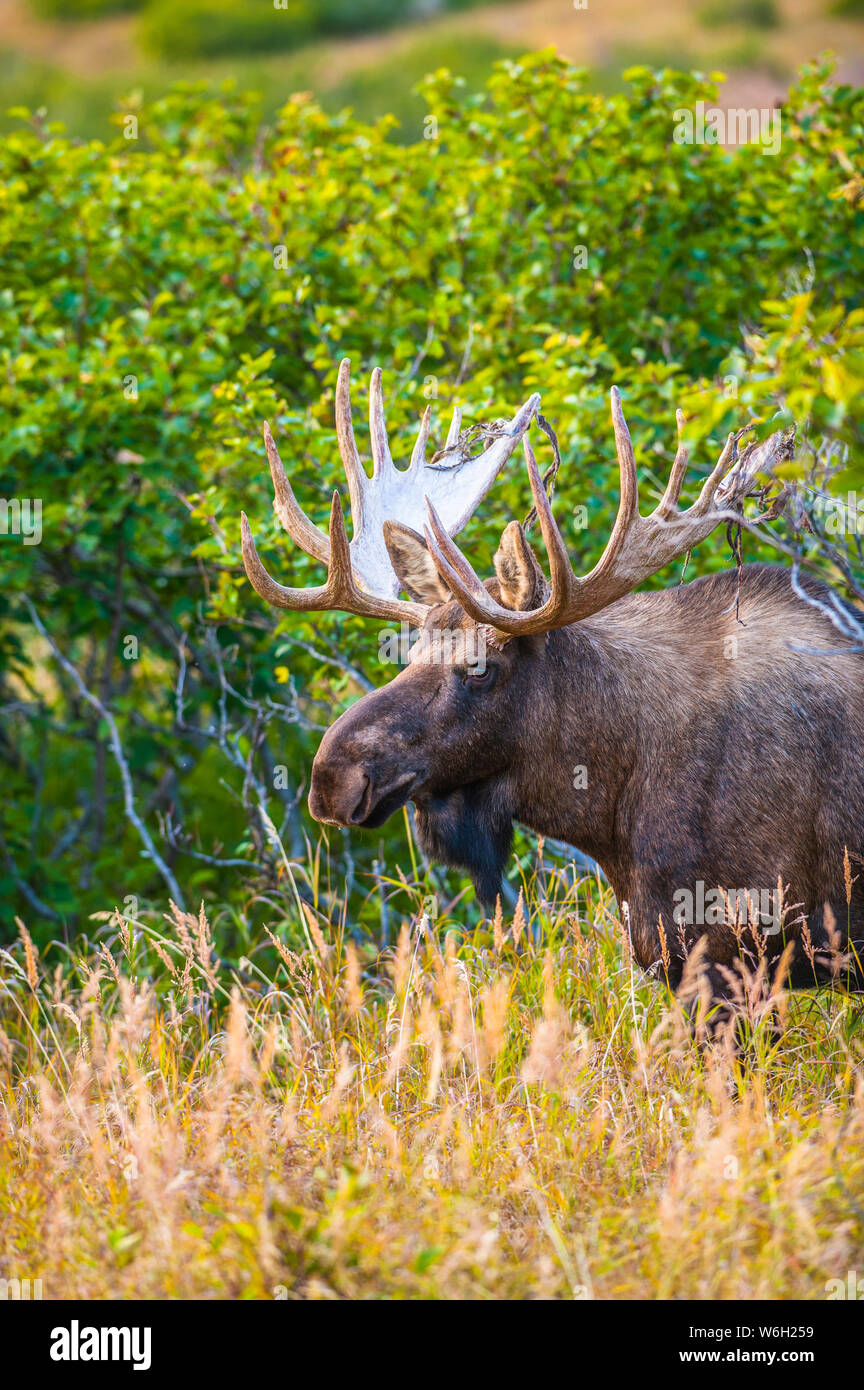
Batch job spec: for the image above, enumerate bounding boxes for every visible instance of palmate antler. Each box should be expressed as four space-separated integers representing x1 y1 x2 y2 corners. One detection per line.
242 362 757 637
240 358 541 626
421 388 744 636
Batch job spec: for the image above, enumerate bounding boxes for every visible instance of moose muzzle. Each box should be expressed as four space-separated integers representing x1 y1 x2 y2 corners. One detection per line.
309 756 417 829
308 694 422 829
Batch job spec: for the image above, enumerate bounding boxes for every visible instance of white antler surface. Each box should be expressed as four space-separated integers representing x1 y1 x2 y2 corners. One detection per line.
242 358 540 617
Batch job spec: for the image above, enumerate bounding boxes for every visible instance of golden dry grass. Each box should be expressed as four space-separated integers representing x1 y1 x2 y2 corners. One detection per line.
1 853 863 1300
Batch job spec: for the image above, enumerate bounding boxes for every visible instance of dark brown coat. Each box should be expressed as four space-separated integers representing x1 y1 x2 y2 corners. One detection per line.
310 561 864 1005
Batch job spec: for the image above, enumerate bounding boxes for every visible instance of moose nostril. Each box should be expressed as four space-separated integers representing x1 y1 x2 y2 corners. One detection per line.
347 775 372 825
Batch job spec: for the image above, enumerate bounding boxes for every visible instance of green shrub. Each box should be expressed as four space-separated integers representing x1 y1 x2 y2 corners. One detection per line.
139 0 312 59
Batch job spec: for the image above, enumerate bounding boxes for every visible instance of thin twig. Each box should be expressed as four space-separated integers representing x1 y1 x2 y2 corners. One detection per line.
24 599 186 908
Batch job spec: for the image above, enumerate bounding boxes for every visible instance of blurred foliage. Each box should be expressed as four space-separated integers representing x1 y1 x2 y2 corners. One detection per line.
1 53 863 943
29 0 139 14
27 0 512 59
138 0 512 60
318 33 516 135
0 33 518 143
139 0 315 59
698 0 780 28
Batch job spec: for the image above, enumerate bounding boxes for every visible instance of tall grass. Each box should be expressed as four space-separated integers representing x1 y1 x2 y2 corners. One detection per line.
1 846 863 1299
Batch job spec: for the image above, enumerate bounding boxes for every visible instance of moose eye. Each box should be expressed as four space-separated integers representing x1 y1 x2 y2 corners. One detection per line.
462 665 497 691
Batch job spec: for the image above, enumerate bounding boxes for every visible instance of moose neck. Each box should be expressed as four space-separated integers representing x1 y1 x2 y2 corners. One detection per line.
412 592 701 907
510 613 654 875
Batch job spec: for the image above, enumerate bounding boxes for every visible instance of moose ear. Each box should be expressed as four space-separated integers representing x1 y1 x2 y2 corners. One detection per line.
493 521 549 612
383 521 451 605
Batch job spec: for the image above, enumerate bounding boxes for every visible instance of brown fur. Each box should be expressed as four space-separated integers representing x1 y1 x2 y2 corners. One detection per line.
309 559 864 1020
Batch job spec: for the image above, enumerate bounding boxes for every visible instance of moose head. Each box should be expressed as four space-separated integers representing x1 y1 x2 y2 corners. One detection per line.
240 360 741 906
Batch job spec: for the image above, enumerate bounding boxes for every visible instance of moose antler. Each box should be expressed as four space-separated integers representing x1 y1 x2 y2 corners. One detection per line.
241 357 540 624
422 387 743 635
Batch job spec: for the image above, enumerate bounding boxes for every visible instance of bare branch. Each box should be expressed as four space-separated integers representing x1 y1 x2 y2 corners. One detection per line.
24 599 186 909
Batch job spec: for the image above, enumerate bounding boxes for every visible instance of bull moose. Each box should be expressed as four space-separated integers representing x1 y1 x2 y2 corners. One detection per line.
241 360 864 1029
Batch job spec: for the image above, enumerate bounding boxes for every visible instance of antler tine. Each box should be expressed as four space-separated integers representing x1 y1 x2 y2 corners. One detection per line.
693 430 736 515
263 422 330 565
262 361 374 569
369 367 395 479
657 408 690 518
515 389 642 621
325 488 354 601
241 496 428 625
335 358 369 522
445 406 463 450
423 501 489 607
607 385 640 528
241 510 330 611
522 437 579 613
422 389 541 538
409 404 432 472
